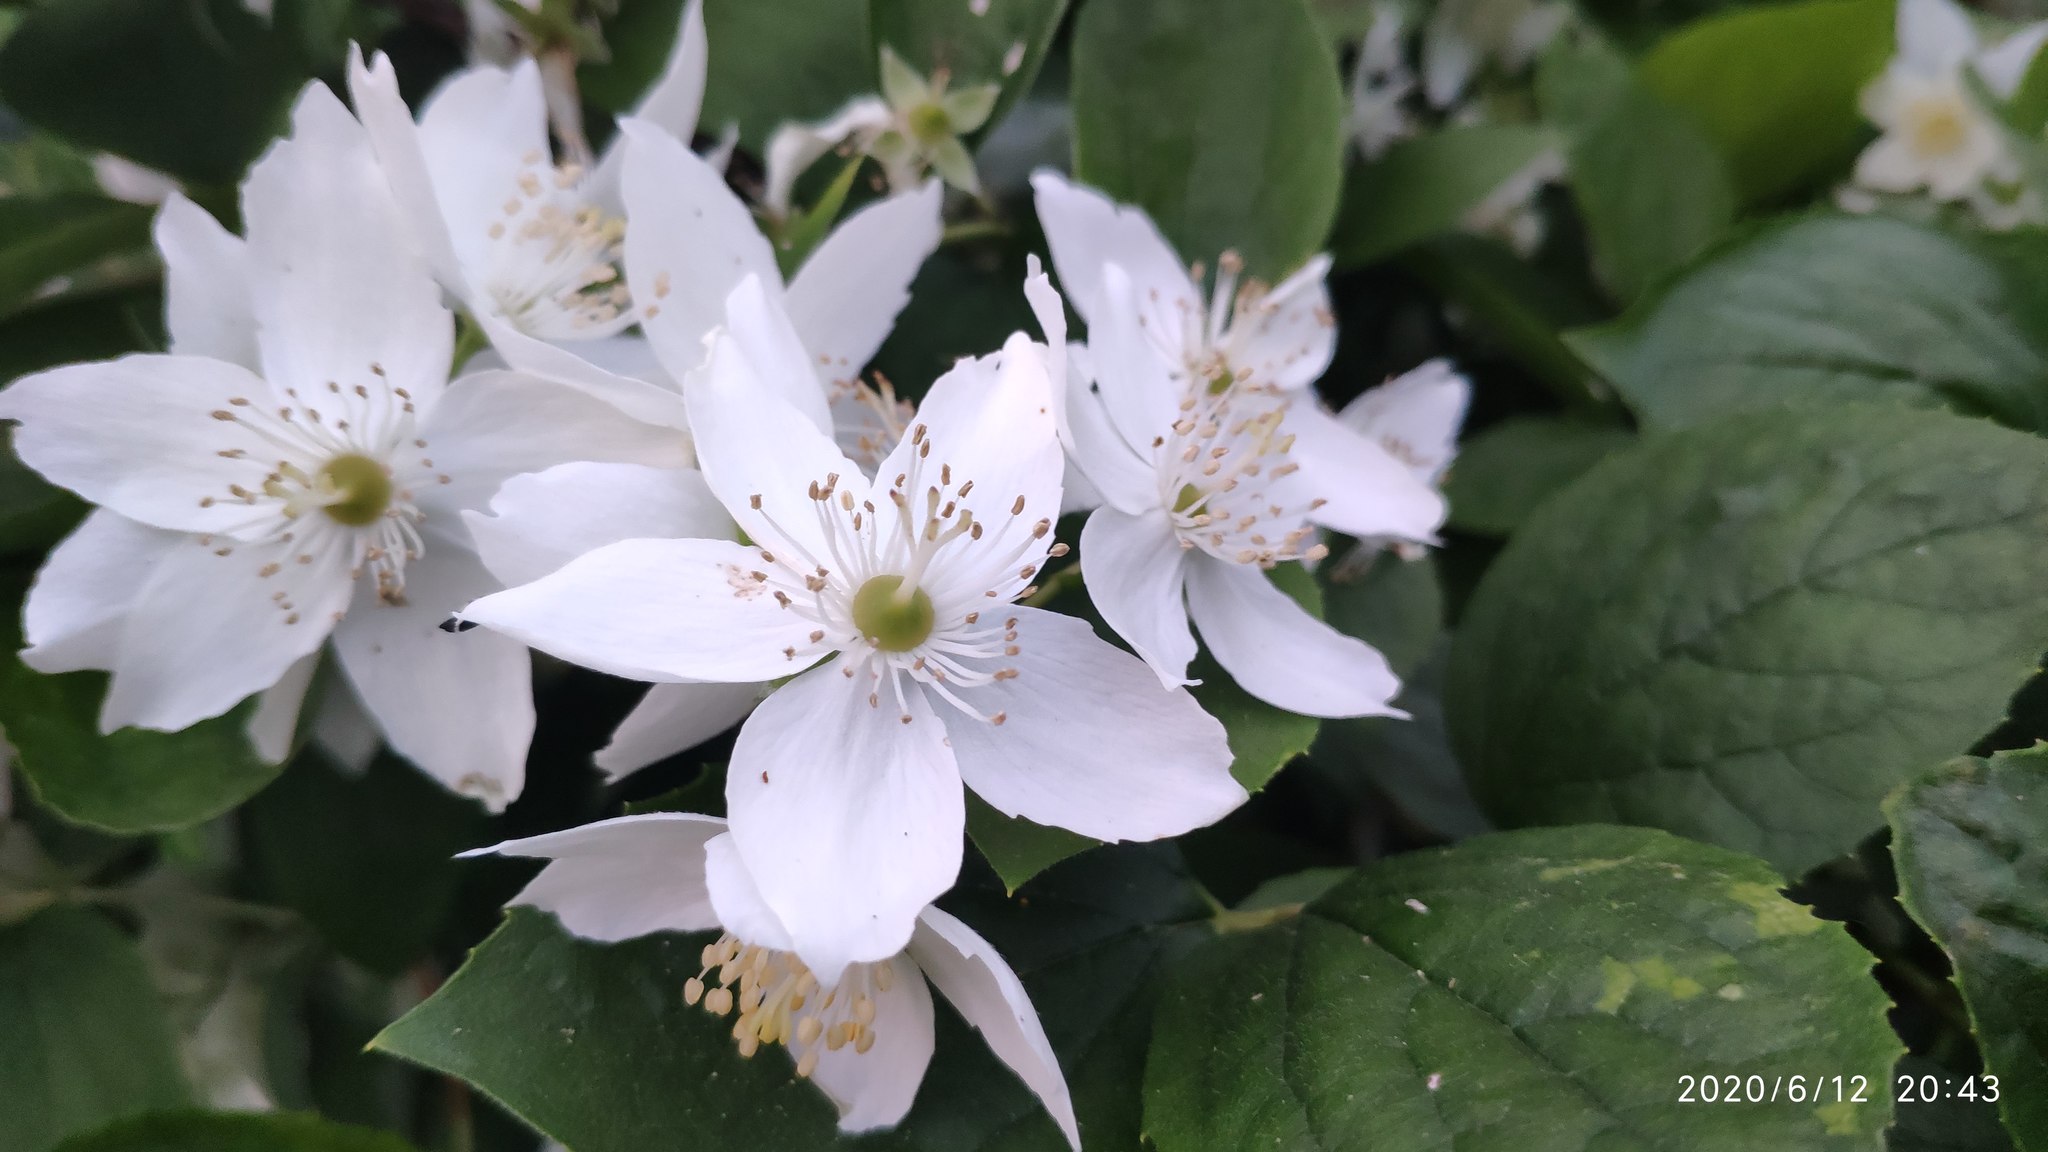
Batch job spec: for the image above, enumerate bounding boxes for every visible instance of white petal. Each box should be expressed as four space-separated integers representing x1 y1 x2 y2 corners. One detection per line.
685 289 867 563
468 812 728 941
464 461 732 588
725 663 963 986
21 510 179 675
1420 15 1478 107
800 953 935 1133
246 651 318 764
102 532 354 734
476 316 692 430
415 369 691 517
242 82 453 419
418 60 554 287
1230 255 1336 393
1089 262 1187 453
762 98 893 213
1029 170 1196 329
330 545 533 811
908 907 1079 1151
459 537 820 683
155 194 257 369
345 48 467 292
1854 133 1930 192
1078 507 1195 687
943 606 1244 841
1184 552 1402 719
620 121 783 382
1060 349 1156 517
594 681 761 781
586 0 708 202
716 275 835 433
1283 399 1448 542
1899 0 1978 72
311 679 381 774
785 182 944 385
0 355 311 534
1977 22 2048 98
700 830 794 952
1335 358 1471 487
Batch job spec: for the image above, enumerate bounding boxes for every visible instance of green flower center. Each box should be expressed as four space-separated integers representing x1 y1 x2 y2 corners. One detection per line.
1205 367 1237 396
1174 483 1206 514
851 575 936 652
907 101 953 146
319 453 393 527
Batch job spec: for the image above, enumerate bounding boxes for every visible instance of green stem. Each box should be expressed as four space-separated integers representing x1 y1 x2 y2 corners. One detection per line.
451 313 491 375
941 218 1014 245
1021 564 1082 608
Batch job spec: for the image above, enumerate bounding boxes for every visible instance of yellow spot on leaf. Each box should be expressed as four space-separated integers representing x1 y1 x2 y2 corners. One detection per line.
1538 858 1628 882
1595 957 1635 1014
1815 1100 1860 1136
1729 881 1821 937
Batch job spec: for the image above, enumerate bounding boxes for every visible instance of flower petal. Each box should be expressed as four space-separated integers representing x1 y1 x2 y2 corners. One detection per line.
1335 357 1471 487
1899 0 1978 72
101 532 354 734
459 537 821 683
467 812 728 941
1059 346 1156 516
586 0 708 202
908 907 1079 1151
620 121 783 382
762 98 893 213
1283 398 1448 543
1184 551 1403 719
345 48 467 292
330 545 533 811
1089 262 1187 452
247 651 319 764
942 606 1243 841
312 680 382 774
475 316 692 430
464 461 732 589
595 681 762 781
0 355 310 534
21 510 179 675
726 662 964 986
415 369 691 518
242 82 453 419
1977 22 2048 98
700 830 794 952
1229 254 1336 393
785 181 944 385
799 953 935 1133
1078 507 1196 688
1029 170 1196 329
156 194 257 370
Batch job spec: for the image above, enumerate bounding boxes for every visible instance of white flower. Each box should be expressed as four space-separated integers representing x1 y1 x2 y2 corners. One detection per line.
1462 146 1565 257
1348 5 1419 160
1854 0 2048 203
468 813 1080 1147
1329 359 1472 573
1421 0 1570 109
0 85 680 808
459 272 1243 978
762 47 1000 214
1032 171 1448 719
344 0 712 427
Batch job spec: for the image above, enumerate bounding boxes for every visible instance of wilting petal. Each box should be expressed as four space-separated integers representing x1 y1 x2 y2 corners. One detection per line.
908 907 1079 1151
943 606 1243 841
1184 552 1403 719
595 681 761 781
156 194 257 369
785 182 944 386
725 663 963 986
1078 507 1196 687
464 461 732 589
469 812 728 941
21 510 179 674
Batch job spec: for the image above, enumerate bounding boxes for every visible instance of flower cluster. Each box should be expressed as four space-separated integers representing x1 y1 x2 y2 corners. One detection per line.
0 3 1463 1140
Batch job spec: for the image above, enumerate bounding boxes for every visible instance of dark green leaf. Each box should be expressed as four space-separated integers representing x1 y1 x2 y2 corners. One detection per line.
1144 825 1901 1152
1638 0 1892 206
1400 235 1613 416
243 752 490 977
871 236 1041 399
1331 125 1561 269
54 1111 422 1152
1450 405 2048 875
1886 1054 2018 1152
1071 0 1346 280
1309 640 1493 841
869 0 1068 141
1566 82 1737 301
0 196 155 318
1888 747 2048 1148
1569 215 2048 433
0 574 280 835
1321 548 1441 682
0 0 302 185
0 907 191 1152
1442 415 1634 536
966 796 1097 895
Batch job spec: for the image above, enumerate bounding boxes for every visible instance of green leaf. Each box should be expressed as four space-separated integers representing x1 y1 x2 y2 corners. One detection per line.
1449 405 2048 876
1569 214 2048 433
1071 0 1346 281
1443 415 1635 536
869 0 1069 141
0 575 280 835
585 0 875 151
2005 45 2048 138
1144 825 1902 1152
0 196 155 319
54 1112 422 1152
1309 640 1494 842
871 235 1041 398
1331 124 1562 269
375 847 1206 1151
1638 0 1893 206
966 795 1098 895
1565 82 1738 301
0 0 302 186
1888 747 2048 1148
0 427 88 559
243 753 489 977
0 908 191 1152
1400 235 1612 416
